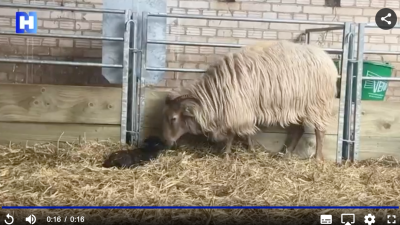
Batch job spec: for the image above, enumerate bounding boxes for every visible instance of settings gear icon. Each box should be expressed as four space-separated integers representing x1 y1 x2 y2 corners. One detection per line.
365 214 376 225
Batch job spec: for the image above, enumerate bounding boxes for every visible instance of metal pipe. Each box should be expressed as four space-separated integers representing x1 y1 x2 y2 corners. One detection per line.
130 19 139 146
362 77 400 81
336 22 351 165
0 3 125 14
148 39 243 48
147 67 206 73
342 23 356 161
365 23 400 28
305 32 310 44
352 23 365 162
148 39 343 54
0 58 122 68
120 10 133 145
147 68 343 79
137 12 149 144
0 31 123 41
148 13 345 26
305 26 344 33
364 50 400 55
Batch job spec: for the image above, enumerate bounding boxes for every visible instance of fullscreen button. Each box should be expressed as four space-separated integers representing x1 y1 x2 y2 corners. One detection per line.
387 215 396 224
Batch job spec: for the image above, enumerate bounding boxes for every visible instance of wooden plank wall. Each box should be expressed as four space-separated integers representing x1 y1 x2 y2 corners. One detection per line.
0 84 122 145
141 88 400 161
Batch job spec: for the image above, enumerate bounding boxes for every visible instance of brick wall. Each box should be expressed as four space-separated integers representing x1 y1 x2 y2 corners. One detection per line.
163 0 400 102
1 0 400 100
0 0 107 86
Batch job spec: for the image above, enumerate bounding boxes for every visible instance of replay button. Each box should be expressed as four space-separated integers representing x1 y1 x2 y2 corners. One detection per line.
375 8 397 30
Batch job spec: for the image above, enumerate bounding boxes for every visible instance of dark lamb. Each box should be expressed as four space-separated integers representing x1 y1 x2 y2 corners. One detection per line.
102 136 166 169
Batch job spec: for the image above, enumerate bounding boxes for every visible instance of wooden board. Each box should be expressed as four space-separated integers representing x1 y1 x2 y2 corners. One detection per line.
253 133 400 161
140 88 400 161
0 83 122 125
0 122 120 145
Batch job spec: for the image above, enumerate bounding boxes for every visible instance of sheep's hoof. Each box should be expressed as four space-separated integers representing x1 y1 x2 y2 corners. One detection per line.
224 153 231 161
283 152 293 160
269 151 284 158
247 146 255 152
315 155 325 163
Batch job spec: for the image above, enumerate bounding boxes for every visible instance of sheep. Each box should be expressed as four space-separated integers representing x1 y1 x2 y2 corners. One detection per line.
162 40 337 161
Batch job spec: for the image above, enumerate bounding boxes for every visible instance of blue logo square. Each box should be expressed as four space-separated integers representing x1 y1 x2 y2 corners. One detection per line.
16 12 37 34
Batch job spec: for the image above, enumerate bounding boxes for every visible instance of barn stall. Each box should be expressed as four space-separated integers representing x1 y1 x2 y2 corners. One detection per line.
0 4 130 146
0 2 399 224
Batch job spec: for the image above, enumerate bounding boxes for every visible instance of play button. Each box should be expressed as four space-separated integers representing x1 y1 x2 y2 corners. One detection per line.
375 8 397 30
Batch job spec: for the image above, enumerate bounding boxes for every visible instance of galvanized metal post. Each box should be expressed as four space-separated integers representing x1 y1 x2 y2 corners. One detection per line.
136 12 149 144
305 32 310 44
129 20 139 146
341 23 356 161
120 9 132 145
352 23 365 162
336 22 351 165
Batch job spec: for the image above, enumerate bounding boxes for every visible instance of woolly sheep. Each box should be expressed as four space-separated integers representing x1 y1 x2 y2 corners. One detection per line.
162 40 337 161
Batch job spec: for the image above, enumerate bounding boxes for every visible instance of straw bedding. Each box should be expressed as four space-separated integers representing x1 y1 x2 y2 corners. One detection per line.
1 139 399 224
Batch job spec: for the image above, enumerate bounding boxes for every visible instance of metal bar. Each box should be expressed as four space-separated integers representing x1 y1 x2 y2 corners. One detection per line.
362 77 400 81
365 23 400 28
137 12 149 144
0 58 122 68
130 19 139 146
353 23 365 162
148 39 243 48
0 31 123 41
305 26 344 33
148 39 343 53
0 3 125 14
149 13 345 26
305 32 310 44
364 50 400 55
147 67 206 73
342 23 356 161
336 22 351 165
120 10 133 145
146 68 345 76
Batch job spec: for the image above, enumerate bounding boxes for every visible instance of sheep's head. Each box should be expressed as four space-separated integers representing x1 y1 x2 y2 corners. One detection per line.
162 91 201 148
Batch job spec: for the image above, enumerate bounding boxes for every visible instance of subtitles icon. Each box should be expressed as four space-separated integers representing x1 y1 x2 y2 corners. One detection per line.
321 215 332 224
341 214 355 225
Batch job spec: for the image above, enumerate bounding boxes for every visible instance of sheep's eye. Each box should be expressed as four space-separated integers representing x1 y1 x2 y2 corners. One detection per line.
171 117 176 122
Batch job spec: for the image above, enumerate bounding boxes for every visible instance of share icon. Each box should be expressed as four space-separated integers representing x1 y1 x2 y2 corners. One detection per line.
375 8 397 30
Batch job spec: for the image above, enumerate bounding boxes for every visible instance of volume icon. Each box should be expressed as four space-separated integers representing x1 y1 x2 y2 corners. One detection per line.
25 215 36 224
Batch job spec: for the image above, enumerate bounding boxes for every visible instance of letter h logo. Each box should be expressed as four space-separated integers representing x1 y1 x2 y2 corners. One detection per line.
16 12 37 34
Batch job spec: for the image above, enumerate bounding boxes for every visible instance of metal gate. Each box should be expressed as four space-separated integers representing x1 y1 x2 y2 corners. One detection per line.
135 12 357 164
349 23 400 162
0 3 133 146
1 3 360 163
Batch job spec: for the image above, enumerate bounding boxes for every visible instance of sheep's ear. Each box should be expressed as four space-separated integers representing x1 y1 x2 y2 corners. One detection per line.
165 94 175 104
182 106 194 117
165 90 181 104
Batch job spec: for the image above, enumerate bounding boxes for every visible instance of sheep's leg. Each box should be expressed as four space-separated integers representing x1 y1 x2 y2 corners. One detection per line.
280 128 293 154
223 134 234 154
238 135 255 151
280 124 304 159
315 128 325 162
246 135 255 151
